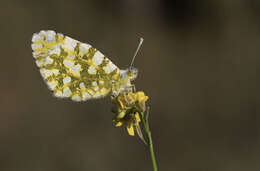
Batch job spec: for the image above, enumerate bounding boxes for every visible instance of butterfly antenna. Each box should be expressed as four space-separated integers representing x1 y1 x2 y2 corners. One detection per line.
130 37 144 67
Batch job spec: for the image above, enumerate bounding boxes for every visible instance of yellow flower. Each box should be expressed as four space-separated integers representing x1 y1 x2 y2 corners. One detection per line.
136 91 149 111
112 90 148 136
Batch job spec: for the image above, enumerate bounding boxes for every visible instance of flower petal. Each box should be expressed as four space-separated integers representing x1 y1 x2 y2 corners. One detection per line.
135 112 141 122
115 121 123 127
117 111 126 119
117 96 125 108
127 122 135 136
136 91 148 102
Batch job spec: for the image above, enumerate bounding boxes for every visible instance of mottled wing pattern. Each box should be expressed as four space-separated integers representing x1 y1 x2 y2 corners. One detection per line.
32 30 120 101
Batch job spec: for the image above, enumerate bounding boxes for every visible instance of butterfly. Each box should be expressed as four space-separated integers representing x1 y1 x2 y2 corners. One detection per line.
31 30 142 101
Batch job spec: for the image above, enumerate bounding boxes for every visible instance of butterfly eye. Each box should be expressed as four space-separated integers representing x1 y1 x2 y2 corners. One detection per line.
128 67 138 80
129 66 137 72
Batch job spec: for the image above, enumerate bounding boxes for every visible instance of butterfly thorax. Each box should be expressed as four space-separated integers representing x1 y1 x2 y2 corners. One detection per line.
111 67 138 96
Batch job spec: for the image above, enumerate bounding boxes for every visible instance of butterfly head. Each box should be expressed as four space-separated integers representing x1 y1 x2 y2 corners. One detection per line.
127 66 138 81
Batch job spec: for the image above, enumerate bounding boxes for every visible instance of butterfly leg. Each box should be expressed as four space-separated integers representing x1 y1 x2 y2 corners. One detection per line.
126 84 136 92
132 84 136 92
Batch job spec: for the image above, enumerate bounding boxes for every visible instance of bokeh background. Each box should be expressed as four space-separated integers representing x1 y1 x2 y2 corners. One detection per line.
0 0 259 170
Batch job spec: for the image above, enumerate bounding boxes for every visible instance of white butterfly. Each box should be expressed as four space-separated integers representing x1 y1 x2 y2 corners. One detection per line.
32 30 142 101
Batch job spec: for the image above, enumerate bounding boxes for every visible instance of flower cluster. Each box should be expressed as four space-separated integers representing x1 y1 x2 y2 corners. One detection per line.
112 91 149 136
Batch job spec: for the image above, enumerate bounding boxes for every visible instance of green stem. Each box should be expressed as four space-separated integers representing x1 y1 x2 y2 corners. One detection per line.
147 128 158 171
139 109 158 171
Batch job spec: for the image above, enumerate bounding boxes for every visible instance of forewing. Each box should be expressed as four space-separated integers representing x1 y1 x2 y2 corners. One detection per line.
32 30 120 101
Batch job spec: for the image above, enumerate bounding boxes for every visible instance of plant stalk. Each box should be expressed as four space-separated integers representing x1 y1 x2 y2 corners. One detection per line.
139 109 158 171
147 129 158 171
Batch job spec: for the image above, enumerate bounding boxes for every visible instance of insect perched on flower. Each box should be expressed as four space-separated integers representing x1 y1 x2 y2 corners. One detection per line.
31 30 143 101
31 31 158 170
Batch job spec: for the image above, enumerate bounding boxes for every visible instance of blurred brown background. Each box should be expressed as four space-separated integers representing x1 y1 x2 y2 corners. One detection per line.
0 0 259 170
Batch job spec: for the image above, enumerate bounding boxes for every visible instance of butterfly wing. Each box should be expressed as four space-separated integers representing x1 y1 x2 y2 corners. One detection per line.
32 30 120 101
